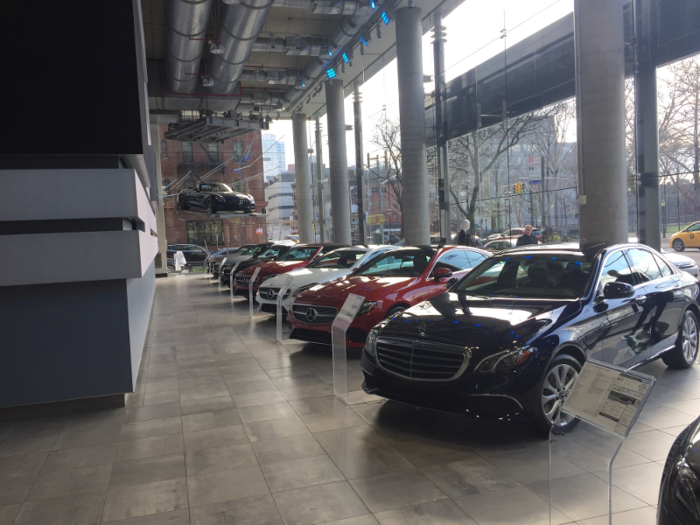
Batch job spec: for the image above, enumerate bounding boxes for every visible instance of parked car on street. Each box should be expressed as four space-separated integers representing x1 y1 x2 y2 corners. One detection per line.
232 244 346 297
166 243 209 267
658 414 700 524
484 238 518 252
220 241 297 286
256 246 393 314
671 222 700 252
360 243 700 434
288 246 490 347
177 182 255 215
205 247 242 272
661 248 699 277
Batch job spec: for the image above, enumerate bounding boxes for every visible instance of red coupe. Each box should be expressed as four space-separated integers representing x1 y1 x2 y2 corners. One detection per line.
232 243 346 297
287 245 490 347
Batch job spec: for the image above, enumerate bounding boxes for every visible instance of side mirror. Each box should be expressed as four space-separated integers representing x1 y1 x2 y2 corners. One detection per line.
433 267 453 282
603 281 634 299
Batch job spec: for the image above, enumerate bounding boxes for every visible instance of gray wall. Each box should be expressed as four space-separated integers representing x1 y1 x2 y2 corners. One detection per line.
127 260 157 388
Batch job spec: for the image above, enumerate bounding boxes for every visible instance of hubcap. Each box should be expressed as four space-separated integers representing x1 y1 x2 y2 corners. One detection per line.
541 363 579 427
682 316 698 363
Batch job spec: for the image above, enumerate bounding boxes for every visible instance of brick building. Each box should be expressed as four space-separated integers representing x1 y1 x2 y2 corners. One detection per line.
157 124 268 250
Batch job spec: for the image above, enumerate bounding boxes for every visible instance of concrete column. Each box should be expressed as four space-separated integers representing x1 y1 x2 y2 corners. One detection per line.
150 124 169 277
292 113 313 243
396 6 430 245
635 0 661 250
325 80 352 245
574 0 628 250
353 81 366 245
315 117 326 242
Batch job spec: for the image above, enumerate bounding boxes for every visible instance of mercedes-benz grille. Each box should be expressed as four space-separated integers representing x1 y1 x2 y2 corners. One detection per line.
375 337 471 381
258 287 291 301
292 304 338 325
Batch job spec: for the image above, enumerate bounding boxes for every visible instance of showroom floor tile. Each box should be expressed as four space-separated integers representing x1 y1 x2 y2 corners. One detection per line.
0 273 698 524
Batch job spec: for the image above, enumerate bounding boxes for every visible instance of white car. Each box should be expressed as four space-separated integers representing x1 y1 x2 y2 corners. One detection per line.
661 248 699 277
255 246 393 313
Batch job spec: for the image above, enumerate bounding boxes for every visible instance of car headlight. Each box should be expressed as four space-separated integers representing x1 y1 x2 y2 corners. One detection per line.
293 283 317 297
364 320 390 358
214 195 225 201
475 346 533 374
357 301 377 316
260 274 279 283
221 258 228 265
673 460 700 519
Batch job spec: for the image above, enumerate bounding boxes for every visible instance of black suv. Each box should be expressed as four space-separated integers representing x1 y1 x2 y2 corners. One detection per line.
166 244 209 267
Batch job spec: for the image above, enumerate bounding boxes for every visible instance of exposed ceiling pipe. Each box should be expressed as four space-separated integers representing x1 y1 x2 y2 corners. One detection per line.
240 69 299 85
210 0 275 94
272 0 313 7
281 5 375 106
272 0 368 15
252 36 326 56
164 0 213 93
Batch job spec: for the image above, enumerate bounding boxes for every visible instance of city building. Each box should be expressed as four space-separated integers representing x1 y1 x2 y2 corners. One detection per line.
265 171 296 240
262 133 286 181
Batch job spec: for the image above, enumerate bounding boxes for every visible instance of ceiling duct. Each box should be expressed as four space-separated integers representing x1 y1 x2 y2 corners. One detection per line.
210 0 276 94
164 0 213 93
240 69 299 85
252 36 326 56
272 0 314 7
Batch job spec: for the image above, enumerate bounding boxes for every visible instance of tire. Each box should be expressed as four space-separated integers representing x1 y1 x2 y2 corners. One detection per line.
673 239 685 252
662 310 699 369
385 305 406 319
207 198 217 215
167 265 175 274
178 195 189 211
534 354 582 436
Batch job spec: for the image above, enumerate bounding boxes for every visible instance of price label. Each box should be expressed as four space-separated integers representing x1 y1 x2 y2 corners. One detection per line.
563 360 654 436
336 294 365 324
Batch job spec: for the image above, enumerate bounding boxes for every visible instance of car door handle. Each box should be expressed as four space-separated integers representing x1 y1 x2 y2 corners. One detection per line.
635 295 647 305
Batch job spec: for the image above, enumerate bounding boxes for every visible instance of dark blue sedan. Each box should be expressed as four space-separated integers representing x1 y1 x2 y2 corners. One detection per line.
361 244 700 434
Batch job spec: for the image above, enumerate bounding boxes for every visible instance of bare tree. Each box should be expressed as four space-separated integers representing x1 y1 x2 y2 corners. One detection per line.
369 112 405 237
447 107 561 235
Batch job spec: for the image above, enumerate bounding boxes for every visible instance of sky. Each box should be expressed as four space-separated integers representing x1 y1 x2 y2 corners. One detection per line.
267 0 574 171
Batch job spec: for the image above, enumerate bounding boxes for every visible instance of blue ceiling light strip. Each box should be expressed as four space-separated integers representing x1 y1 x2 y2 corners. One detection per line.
381 11 390 25
326 68 336 79
342 53 349 63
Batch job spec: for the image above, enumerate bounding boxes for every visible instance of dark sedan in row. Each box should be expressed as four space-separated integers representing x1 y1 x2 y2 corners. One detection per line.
361 243 700 434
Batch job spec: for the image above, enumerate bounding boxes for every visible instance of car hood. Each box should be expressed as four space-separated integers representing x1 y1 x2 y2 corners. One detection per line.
238 259 309 277
378 292 577 354
679 416 700 473
261 267 352 289
294 275 421 307
221 254 253 266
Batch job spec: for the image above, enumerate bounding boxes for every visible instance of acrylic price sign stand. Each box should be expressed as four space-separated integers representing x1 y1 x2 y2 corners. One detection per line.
229 262 240 302
248 267 261 319
549 359 654 524
276 275 294 342
332 294 364 405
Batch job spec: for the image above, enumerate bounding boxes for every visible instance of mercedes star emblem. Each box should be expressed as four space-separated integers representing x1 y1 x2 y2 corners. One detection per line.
418 322 427 336
306 308 318 322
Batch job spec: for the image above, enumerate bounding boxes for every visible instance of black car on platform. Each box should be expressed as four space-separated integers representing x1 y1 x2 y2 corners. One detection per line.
177 182 255 214
361 243 700 434
658 414 700 524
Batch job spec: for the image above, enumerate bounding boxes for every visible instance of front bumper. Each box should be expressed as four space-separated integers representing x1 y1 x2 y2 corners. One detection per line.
287 309 380 348
360 351 540 421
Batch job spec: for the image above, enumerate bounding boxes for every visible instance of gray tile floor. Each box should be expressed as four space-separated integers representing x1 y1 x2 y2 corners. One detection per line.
1 273 699 524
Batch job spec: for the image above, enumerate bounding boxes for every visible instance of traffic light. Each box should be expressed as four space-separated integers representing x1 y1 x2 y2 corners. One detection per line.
513 182 525 194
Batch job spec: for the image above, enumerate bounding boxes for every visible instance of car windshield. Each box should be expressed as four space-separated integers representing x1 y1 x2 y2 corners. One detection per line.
237 245 258 256
454 253 592 299
203 183 233 193
279 247 319 261
310 249 365 269
260 245 289 258
355 249 434 277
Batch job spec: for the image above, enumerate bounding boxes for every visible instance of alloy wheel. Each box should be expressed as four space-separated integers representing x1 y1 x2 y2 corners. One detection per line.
673 239 684 251
682 315 699 364
541 363 579 427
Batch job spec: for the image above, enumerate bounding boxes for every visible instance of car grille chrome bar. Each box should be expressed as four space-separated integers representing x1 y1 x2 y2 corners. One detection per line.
258 287 290 300
375 337 471 381
292 304 338 325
